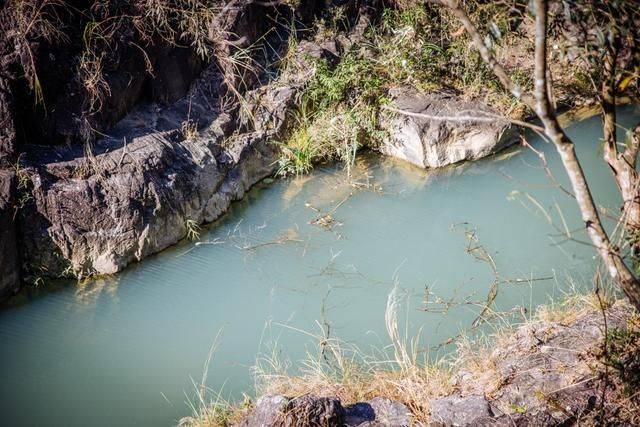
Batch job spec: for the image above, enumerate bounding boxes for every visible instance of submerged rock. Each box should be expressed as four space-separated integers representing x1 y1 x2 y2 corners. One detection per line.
378 87 518 169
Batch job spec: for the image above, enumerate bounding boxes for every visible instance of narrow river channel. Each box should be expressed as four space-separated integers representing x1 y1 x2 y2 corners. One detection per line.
1 105 637 426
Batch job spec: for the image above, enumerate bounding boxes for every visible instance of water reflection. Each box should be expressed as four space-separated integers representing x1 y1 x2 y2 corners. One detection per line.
73 276 120 307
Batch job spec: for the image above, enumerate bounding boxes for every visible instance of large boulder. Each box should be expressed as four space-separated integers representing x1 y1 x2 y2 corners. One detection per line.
0 170 19 297
378 87 518 169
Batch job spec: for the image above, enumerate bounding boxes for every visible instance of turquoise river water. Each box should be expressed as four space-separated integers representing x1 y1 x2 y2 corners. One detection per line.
1 105 638 426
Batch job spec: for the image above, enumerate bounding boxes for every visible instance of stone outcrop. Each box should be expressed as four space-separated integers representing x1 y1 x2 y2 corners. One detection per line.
428 302 634 426
1 0 381 285
378 87 519 169
237 395 411 427
19 106 281 277
17 40 319 278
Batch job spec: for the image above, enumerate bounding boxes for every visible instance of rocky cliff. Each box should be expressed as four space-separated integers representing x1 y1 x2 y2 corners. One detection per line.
0 0 518 298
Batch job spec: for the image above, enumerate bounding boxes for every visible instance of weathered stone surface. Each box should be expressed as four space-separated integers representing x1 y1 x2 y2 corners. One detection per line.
0 170 19 297
238 395 289 426
378 87 518 169
429 394 493 426
344 397 412 426
238 395 344 427
14 0 382 282
18 73 288 278
439 302 634 425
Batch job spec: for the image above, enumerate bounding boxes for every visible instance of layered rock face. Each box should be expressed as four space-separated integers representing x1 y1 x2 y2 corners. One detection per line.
18 64 322 277
378 87 518 169
0 0 381 286
0 171 19 297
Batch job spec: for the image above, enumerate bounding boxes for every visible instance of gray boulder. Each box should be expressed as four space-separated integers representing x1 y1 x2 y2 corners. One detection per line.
429 394 493 426
378 87 518 169
238 395 344 427
344 397 412 426
16 30 339 279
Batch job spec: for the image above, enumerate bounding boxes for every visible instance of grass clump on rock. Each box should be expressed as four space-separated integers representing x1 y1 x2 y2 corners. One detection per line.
275 52 387 177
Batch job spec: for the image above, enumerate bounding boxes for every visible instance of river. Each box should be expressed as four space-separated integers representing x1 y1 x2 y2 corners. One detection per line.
0 105 637 426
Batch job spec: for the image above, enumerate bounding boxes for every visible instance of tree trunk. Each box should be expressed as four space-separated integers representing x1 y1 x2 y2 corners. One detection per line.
428 0 640 310
532 0 640 309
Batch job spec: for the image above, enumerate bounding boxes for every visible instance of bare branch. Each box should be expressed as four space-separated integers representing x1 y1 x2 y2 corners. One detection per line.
602 46 619 166
428 0 535 108
381 105 545 132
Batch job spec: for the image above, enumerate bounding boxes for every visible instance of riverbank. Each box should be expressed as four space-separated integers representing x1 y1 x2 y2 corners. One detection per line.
182 292 640 426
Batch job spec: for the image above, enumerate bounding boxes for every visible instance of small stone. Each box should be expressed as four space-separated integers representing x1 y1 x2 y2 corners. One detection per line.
344 397 411 426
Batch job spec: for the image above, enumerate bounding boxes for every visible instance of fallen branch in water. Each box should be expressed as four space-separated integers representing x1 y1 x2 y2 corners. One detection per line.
307 192 354 230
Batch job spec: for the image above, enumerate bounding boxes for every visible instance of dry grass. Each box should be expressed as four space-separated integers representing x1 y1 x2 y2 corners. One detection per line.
77 0 223 119
178 330 248 427
182 279 636 426
181 120 199 141
13 0 68 106
250 278 454 423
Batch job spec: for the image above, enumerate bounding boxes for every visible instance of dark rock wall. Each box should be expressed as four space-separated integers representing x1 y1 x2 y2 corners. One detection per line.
0 171 19 298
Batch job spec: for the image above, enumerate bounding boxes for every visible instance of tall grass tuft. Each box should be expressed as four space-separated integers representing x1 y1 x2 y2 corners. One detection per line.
178 330 241 427
249 278 453 423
